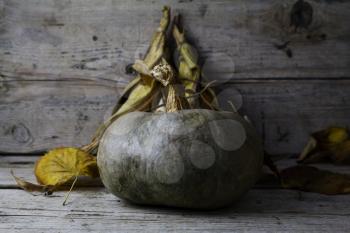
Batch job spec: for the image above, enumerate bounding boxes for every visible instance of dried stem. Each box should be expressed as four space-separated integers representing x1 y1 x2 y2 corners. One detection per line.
62 175 78 206
81 7 170 154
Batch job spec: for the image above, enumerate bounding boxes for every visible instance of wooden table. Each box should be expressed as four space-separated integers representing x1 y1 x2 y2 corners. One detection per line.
1 155 349 232
1 0 350 232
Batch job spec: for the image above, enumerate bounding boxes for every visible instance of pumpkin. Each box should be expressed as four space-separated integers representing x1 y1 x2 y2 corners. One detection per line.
97 109 263 209
95 7 264 209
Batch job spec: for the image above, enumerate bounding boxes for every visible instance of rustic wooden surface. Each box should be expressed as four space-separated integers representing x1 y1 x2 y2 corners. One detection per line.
1 155 350 232
3 155 350 189
1 1 349 231
1 0 350 155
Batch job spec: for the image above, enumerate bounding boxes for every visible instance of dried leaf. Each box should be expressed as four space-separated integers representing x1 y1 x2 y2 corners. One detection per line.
298 127 350 164
82 7 170 153
114 78 158 115
313 127 348 149
297 137 318 162
133 59 152 77
113 7 170 115
140 6 170 69
111 76 141 114
11 170 54 195
35 147 98 186
172 15 219 110
173 18 200 107
281 165 350 194
328 127 348 144
333 140 350 164
180 43 198 70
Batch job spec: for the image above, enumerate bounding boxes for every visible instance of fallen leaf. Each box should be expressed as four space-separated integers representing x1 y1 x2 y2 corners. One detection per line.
281 165 350 194
333 140 350 164
35 147 98 186
329 128 349 144
298 127 350 164
313 127 348 149
11 170 54 195
298 137 318 162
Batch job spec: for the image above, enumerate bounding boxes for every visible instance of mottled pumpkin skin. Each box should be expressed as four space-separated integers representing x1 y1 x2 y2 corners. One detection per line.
97 109 263 209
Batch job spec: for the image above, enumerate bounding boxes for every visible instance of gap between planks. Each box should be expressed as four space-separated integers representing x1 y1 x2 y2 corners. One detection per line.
1 156 350 232
1 155 350 189
0 188 350 232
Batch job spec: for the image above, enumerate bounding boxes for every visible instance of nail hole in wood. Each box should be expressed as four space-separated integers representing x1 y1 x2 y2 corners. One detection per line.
125 63 136 75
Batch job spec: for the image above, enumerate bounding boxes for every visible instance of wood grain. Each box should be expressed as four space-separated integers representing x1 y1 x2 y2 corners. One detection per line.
2 155 350 188
235 80 350 155
0 79 121 153
1 1 350 231
1 0 349 81
1 79 350 154
1 0 350 154
0 188 350 232
1 156 350 232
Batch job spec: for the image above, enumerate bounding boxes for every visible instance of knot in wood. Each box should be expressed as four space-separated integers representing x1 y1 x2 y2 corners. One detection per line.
290 0 313 30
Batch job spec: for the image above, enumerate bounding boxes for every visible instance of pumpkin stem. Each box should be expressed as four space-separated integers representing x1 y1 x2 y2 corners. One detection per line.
150 59 189 112
165 85 185 112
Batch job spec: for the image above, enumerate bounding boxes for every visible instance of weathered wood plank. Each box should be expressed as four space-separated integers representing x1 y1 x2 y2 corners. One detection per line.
1 0 350 154
1 157 350 232
0 79 121 153
235 80 350 155
0 188 350 232
2 156 350 188
1 79 350 154
0 156 36 187
0 0 349 82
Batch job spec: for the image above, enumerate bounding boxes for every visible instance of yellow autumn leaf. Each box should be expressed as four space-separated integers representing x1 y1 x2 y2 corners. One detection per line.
11 170 55 195
298 127 350 164
34 147 98 186
327 127 348 144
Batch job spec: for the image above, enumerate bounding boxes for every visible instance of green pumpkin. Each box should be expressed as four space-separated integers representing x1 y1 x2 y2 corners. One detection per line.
97 109 263 209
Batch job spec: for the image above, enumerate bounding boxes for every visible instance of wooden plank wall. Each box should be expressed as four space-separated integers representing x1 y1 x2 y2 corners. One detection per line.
0 0 349 155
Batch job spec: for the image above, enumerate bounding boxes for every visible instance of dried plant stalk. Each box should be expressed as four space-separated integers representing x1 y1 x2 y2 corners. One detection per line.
81 6 171 154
